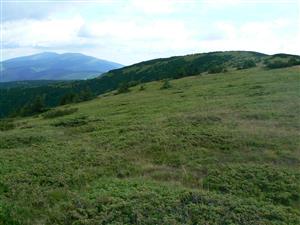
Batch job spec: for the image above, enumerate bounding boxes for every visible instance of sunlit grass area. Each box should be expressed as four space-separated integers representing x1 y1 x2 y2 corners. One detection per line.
0 67 299 224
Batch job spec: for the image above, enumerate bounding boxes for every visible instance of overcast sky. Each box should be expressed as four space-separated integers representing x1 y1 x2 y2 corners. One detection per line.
2 0 300 65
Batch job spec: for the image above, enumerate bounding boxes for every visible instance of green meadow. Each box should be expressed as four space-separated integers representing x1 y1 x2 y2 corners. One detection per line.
1 66 300 224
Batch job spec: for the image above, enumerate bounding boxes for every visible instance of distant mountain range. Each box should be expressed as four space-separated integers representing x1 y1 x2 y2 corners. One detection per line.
0 52 123 82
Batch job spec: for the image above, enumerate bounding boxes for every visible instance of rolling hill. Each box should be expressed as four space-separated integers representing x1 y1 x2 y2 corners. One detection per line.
0 66 299 224
0 51 299 118
100 51 300 81
0 52 123 82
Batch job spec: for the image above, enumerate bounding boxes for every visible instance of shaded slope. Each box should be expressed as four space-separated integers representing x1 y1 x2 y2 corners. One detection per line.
102 51 268 81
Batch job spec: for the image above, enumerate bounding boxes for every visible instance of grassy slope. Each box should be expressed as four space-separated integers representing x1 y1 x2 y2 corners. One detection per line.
1 51 299 118
0 67 300 224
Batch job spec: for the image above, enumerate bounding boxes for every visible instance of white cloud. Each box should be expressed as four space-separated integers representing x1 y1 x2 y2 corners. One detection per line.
196 18 300 55
128 0 178 14
3 17 84 48
204 0 242 6
3 15 300 64
214 22 237 39
78 19 193 42
2 0 299 65
3 16 196 64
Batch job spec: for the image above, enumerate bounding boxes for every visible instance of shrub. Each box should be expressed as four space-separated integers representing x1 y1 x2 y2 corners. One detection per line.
237 60 256 70
59 93 77 105
128 81 139 87
0 119 15 131
139 85 145 91
265 58 300 69
19 96 47 116
0 204 21 225
46 179 300 225
160 80 171 89
0 135 46 149
287 57 299 66
203 164 300 206
266 60 290 69
117 82 130 94
208 65 225 74
42 108 78 119
52 116 88 127
59 88 94 106
76 87 94 102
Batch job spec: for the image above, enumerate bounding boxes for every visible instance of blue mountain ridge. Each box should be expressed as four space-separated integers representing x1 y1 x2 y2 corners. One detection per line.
0 52 123 82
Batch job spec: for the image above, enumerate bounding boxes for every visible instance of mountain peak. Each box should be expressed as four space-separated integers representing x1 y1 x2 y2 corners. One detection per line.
1 52 123 82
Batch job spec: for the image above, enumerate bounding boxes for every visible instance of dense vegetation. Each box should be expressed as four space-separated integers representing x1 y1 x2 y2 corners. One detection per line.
0 66 299 224
265 54 300 68
1 51 299 118
0 80 65 89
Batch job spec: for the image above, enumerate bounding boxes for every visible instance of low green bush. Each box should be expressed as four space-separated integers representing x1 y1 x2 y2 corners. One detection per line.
265 58 300 69
139 84 145 91
160 80 171 89
0 135 46 149
117 82 130 94
52 116 88 127
237 59 256 69
45 178 300 225
42 108 78 119
203 164 300 206
0 203 21 225
208 65 226 74
0 119 15 131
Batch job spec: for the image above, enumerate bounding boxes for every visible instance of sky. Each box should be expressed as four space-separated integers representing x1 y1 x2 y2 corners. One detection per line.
1 0 300 65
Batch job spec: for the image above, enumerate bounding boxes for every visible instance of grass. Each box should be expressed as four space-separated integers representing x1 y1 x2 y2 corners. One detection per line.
0 66 299 224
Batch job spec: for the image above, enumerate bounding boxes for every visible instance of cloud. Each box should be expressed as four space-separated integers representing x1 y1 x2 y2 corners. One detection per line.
196 18 300 54
77 19 193 42
3 2 63 21
2 1 299 64
3 17 84 48
202 0 242 7
214 22 237 39
3 15 299 64
2 15 195 64
128 0 178 14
